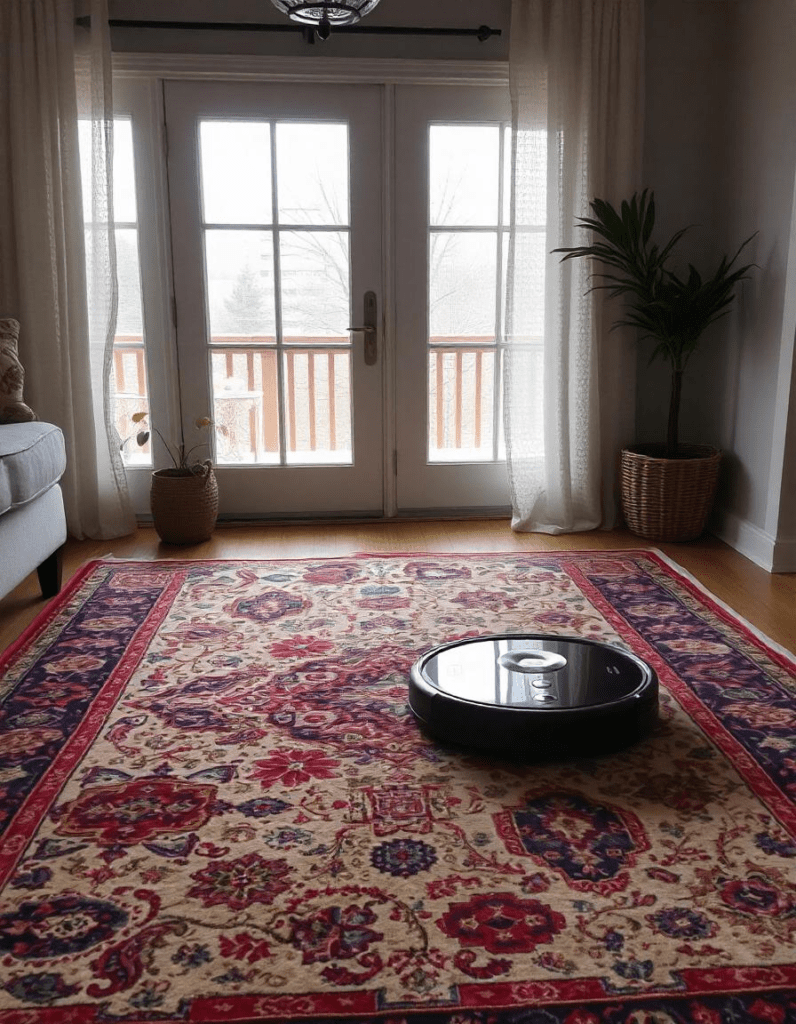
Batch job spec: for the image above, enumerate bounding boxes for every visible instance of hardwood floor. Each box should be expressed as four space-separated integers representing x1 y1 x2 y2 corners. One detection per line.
1 520 794 656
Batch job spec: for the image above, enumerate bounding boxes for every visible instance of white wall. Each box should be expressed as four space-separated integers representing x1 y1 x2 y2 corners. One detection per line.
640 0 736 450
642 0 796 570
717 0 796 571
765 170 796 567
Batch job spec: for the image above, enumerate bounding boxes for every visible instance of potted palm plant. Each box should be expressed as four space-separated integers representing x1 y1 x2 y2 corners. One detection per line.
126 412 219 544
556 190 755 541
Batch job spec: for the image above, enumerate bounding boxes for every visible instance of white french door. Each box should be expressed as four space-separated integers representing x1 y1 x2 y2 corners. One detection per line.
394 85 516 512
120 77 521 519
164 81 384 516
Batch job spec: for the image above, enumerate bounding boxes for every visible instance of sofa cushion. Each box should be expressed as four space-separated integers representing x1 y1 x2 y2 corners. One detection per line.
0 422 66 515
0 319 37 423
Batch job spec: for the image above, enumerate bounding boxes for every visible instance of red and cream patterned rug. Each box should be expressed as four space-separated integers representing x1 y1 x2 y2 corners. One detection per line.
1 551 795 1023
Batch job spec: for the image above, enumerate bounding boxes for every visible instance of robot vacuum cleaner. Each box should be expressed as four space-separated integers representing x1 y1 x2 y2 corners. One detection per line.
409 634 658 760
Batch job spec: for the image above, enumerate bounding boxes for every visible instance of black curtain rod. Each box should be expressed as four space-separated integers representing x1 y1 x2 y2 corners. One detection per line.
75 16 500 43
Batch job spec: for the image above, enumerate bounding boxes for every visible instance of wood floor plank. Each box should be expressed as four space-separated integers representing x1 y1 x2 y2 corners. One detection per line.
1 522 794 655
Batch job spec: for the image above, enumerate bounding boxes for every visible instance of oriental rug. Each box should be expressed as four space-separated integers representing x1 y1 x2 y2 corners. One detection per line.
1 551 795 1024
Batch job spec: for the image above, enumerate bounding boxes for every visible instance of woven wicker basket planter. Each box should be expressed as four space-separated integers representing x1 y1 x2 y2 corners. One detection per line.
620 444 722 542
150 465 218 545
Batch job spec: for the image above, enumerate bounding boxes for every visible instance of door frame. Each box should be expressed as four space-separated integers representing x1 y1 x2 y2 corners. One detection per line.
114 56 510 518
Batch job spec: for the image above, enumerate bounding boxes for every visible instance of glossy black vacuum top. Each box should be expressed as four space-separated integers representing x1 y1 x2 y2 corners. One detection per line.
415 634 652 710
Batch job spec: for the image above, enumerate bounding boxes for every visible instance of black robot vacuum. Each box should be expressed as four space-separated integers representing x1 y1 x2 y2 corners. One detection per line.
409 634 658 760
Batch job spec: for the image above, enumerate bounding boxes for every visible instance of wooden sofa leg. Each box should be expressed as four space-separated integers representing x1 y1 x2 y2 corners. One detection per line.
37 546 64 599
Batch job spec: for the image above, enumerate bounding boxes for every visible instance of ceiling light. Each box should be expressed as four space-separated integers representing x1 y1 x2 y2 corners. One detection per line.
270 2 382 39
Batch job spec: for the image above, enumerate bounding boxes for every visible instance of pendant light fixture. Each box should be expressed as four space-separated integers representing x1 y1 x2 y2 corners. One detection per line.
269 1 382 39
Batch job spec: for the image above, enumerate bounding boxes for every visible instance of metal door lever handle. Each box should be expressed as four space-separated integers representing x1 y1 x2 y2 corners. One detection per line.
348 291 378 365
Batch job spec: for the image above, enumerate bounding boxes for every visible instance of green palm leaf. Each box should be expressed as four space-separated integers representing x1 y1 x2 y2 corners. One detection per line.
553 190 756 453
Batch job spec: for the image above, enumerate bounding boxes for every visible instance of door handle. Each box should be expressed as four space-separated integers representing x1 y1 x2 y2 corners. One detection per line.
348 290 378 365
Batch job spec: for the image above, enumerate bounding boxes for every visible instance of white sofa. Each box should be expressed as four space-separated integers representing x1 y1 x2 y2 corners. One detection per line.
0 422 67 601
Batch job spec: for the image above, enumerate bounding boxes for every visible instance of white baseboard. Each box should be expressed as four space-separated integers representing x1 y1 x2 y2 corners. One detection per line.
772 536 796 573
712 508 796 572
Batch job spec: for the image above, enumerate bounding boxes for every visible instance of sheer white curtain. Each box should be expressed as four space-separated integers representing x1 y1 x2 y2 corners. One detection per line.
504 0 644 533
0 0 135 539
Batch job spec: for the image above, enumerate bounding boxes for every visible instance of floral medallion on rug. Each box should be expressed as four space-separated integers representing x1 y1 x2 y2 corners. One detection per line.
1 551 795 1024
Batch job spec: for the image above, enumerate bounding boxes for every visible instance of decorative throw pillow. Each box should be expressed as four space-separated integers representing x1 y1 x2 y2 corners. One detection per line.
0 318 37 423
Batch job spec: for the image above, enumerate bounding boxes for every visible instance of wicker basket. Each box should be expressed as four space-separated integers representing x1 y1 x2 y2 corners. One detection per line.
620 444 722 542
150 464 218 545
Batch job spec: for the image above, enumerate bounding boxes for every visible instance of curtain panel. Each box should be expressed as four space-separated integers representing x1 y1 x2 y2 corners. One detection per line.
0 0 135 539
504 0 644 533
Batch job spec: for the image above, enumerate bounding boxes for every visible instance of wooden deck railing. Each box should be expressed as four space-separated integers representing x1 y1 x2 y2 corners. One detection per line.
212 338 351 458
112 334 508 462
429 338 495 453
112 336 150 457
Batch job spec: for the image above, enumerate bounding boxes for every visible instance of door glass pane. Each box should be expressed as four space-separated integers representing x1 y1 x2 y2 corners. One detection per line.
199 119 353 467
428 122 505 465
508 127 547 227
423 117 545 467
212 349 280 465
205 230 276 339
116 228 144 338
276 123 349 225
114 224 146 458
502 230 546 341
113 123 138 223
80 117 151 466
280 231 350 342
429 349 495 461
430 125 499 226
112 125 149 466
429 232 497 341
200 122 272 224
283 349 352 464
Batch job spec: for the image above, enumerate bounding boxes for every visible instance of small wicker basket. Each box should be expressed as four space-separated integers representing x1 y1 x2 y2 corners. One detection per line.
620 444 722 542
150 464 218 545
